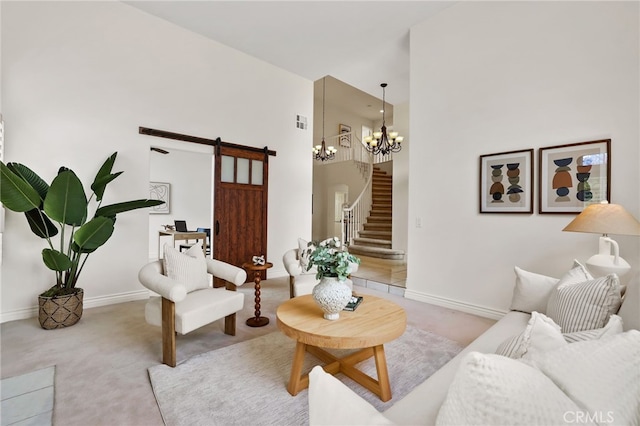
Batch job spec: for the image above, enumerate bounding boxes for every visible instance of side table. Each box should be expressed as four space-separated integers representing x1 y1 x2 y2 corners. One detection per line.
242 261 273 327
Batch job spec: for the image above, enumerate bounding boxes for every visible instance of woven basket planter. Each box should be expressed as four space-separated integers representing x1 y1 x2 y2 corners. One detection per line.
38 288 84 330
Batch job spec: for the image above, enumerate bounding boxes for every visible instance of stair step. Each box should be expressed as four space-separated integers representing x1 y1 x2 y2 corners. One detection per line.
352 237 392 248
363 222 391 231
370 210 392 216
359 230 392 239
348 244 405 261
367 215 391 223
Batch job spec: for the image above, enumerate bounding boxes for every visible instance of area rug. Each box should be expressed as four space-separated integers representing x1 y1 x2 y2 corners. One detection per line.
148 326 461 426
1 366 55 426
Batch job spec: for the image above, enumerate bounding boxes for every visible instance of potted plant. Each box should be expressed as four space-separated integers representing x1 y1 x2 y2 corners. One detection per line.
0 152 164 329
304 237 360 320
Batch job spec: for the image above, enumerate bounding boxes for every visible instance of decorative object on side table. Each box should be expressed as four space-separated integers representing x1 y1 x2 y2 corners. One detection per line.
303 237 360 320
252 255 266 266
0 152 164 329
563 200 640 277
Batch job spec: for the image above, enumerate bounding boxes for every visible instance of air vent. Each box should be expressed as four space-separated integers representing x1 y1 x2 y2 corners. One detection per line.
296 114 307 130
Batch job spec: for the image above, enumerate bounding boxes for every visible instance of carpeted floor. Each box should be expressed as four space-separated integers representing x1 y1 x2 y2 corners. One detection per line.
148 327 461 425
0 276 496 425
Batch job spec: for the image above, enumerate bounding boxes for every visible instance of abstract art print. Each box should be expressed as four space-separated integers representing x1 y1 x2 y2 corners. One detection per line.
149 182 170 214
479 149 533 213
539 139 610 214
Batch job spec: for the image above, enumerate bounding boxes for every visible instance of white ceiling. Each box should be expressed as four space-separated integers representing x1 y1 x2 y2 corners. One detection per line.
124 1 454 119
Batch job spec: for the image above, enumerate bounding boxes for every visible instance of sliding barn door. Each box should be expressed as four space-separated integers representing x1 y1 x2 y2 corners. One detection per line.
214 145 269 282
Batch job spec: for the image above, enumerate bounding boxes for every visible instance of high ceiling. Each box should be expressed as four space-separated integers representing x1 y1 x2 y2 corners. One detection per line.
124 1 453 118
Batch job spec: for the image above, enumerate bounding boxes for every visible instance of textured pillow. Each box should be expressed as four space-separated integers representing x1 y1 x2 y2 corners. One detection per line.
163 242 209 293
435 352 583 426
528 330 640 425
562 314 623 343
546 274 622 333
298 238 314 270
308 366 394 426
495 312 566 359
510 267 559 314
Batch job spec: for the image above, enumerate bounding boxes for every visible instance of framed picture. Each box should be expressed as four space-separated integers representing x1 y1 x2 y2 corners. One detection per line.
339 124 351 148
539 139 610 214
149 182 170 214
479 149 533 214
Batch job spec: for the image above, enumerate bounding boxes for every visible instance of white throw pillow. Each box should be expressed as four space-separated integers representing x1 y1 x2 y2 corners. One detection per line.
510 267 559 314
308 366 394 426
562 314 623 343
558 259 594 286
495 312 566 359
298 238 314 270
546 274 622 333
162 242 209 293
528 330 640 426
436 352 583 425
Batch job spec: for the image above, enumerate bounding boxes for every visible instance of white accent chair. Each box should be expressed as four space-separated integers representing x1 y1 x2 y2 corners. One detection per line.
138 258 247 367
282 248 356 298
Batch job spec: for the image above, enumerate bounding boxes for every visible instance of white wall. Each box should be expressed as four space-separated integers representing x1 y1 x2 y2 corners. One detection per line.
407 2 639 318
392 103 409 255
1 1 313 321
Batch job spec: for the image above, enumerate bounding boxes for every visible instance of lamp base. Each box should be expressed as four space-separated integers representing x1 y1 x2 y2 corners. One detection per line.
586 254 630 278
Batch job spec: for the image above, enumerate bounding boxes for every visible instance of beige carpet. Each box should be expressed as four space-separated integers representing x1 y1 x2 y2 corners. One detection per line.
148 326 461 426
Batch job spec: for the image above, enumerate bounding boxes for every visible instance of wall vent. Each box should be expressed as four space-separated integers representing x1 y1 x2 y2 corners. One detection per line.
296 114 307 130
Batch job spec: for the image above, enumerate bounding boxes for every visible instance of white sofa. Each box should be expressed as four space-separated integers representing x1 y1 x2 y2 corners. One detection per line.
309 263 640 425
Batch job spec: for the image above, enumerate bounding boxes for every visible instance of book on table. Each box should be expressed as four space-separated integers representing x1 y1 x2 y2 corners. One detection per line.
344 296 363 311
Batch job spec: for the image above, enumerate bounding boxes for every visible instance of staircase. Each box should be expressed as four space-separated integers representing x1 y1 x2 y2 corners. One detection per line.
347 167 405 261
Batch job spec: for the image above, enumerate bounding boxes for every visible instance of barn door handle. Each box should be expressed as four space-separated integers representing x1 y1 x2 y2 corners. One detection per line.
215 220 220 235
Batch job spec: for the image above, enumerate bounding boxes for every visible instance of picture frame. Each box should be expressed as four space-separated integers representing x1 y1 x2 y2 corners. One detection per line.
538 139 610 214
479 149 533 214
339 124 351 148
149 182 170 214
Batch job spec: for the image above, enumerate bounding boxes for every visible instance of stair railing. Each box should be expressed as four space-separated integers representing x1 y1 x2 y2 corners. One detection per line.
341 147 374 246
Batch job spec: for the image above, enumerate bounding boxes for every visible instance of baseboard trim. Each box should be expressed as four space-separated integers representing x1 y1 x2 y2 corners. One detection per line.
0 290 150 324
404 289 507 320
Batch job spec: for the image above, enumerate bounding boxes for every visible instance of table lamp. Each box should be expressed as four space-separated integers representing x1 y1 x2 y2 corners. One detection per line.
563 201 640 277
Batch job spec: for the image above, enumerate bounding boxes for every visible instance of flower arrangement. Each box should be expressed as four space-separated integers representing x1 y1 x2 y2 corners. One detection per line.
304 237 360 282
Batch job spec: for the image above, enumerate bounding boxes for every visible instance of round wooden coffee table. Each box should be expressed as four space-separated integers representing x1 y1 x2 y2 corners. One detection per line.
276 294 406 402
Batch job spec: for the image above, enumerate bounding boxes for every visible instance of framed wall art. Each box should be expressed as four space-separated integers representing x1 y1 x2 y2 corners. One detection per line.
479 149 533 214
149 181 170 214
538 139 610 214
339 124 351 148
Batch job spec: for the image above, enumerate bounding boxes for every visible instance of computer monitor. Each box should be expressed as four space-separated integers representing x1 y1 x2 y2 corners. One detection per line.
174 220 188 232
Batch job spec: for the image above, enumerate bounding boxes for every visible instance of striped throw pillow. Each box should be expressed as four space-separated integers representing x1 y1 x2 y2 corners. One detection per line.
562 314 623 343
546 274 622 333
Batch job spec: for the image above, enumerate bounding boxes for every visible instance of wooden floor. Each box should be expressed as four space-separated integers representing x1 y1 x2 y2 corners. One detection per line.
351 256 407 294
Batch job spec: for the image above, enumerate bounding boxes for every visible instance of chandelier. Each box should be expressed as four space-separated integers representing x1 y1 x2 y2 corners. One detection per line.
313 77 337 161
364 83 403 156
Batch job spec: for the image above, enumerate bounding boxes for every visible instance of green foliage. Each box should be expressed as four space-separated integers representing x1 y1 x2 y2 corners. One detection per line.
304 237 360 282
0 152 164 297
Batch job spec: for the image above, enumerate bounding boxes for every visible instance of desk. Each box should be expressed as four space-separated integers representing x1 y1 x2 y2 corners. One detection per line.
158 230 207 258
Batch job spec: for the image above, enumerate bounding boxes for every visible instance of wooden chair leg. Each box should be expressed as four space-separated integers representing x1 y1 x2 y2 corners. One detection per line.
224 313 236 336
161 297 177 367
289 276 295 298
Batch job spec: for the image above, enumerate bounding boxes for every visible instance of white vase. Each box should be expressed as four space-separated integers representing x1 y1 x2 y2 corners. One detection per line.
312 276 352 320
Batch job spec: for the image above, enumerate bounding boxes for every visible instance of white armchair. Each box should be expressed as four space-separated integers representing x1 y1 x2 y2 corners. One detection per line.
139 257 247 367
283 248 356 298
